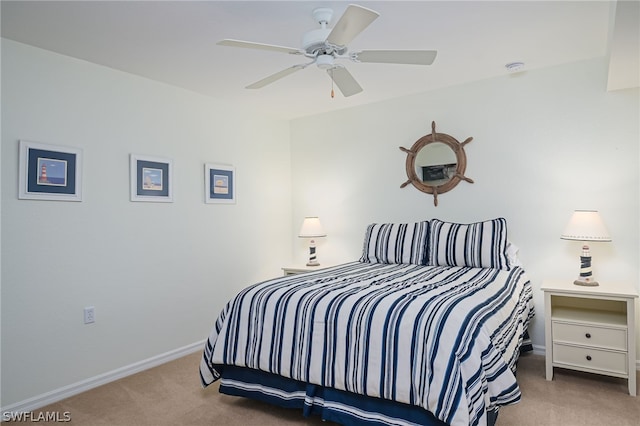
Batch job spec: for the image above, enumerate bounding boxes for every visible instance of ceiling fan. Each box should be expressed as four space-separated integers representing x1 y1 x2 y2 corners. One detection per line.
218 4 437 97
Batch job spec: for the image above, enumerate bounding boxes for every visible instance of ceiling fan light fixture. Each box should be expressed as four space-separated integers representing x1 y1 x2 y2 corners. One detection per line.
316 54 334 70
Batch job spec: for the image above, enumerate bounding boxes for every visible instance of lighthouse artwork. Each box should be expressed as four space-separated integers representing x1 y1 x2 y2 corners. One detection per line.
19 140 82 201
37 158 67 186
39 163 48 183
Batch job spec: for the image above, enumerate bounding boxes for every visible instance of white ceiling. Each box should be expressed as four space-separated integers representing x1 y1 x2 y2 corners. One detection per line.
1 1 637 120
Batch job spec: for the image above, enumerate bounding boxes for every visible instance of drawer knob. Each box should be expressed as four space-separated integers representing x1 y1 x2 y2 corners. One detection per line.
586 355 592 361
585 333 591 339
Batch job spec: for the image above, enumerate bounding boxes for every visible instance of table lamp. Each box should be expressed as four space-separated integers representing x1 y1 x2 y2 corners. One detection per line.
560 210 611 286
298 217 326 266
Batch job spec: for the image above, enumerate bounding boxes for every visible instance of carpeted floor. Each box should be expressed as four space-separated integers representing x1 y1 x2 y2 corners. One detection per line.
32 352 639 425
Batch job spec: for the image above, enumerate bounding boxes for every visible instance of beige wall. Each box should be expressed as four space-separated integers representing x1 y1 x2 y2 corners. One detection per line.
2 39 638 411
1 40 292 407
290 57 640 360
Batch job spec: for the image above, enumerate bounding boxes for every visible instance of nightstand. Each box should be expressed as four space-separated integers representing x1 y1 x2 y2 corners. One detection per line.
542 280 638 396
282 265 324 276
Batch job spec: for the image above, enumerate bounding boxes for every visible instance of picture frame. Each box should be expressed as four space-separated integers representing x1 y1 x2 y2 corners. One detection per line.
205 163 235 204
18 140 83 201
130 154 173 202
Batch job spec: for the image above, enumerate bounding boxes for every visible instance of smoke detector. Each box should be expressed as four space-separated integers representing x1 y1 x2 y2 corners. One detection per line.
505 62 525 72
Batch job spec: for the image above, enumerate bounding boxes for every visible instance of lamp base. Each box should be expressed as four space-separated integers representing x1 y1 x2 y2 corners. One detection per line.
574 279 599 286
306 239 320 267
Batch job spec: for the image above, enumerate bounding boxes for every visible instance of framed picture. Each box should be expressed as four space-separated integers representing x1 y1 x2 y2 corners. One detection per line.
130 154 173 202
18 140 83 201
205 163 235 204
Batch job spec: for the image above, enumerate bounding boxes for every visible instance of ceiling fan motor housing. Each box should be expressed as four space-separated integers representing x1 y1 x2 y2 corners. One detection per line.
302 8 347 57
302 28 332 55
302 28 346 56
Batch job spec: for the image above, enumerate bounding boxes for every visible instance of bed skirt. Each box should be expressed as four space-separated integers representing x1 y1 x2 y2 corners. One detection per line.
218 365 498 426
216 329 533 426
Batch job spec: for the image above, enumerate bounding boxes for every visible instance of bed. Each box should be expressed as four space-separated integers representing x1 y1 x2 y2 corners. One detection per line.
200 218 535 426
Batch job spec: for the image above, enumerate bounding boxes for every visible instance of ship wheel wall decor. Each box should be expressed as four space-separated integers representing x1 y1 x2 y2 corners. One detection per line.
400 121 474 206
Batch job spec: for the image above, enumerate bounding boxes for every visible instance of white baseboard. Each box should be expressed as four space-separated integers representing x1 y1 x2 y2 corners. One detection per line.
531 344 546 357
1 339 206 416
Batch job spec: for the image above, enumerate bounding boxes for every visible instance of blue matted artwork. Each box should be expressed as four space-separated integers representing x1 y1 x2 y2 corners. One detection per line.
130 154 173 202
205 163 235 204
19 140 83 201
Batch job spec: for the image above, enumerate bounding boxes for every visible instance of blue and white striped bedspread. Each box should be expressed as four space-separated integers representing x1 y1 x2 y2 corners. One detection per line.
200 261 534 426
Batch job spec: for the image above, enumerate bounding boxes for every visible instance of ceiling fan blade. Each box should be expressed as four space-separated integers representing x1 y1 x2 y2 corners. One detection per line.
354 50 438 65
328 67 363 97
218 39 301 55
246 65 305 89
326 5 379 47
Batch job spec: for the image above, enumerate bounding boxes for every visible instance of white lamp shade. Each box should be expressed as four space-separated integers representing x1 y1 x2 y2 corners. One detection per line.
298 217 326 238
560 210 611 242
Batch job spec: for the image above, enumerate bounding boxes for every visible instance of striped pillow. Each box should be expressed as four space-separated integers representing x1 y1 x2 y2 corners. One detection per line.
428 218 510 270
360 222 430 265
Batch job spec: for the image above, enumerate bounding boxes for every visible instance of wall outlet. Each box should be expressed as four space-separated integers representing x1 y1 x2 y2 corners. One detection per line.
83 306 95 324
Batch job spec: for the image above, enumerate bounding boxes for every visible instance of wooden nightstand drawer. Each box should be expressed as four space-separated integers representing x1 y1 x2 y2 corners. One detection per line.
552 343 627 376
552 321 627 351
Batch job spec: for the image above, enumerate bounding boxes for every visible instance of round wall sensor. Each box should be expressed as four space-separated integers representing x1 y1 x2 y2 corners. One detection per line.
505 62 525 72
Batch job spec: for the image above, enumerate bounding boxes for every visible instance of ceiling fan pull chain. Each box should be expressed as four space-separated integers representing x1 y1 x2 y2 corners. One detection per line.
330 69 335 98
